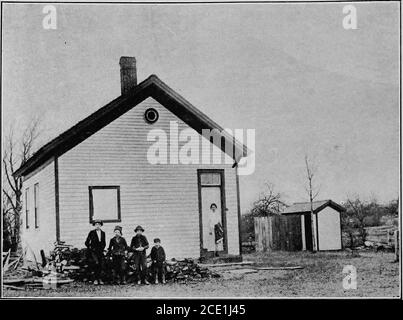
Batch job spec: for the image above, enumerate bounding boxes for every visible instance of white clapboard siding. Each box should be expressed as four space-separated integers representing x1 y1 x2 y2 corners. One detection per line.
21 159 56 260
317 206 342 250
58 97 240 258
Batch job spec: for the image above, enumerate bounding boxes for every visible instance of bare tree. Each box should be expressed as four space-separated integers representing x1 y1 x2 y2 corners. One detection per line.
3 194 14 251
250 182 285 216
3 118 41 251
304 155 320 252
386 199 399 216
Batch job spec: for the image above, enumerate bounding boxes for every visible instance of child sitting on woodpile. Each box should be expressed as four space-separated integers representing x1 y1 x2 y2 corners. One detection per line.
108 226 128 284
150 238 166 284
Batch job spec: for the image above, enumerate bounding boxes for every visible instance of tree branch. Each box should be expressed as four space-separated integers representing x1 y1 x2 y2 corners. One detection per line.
3 158 17 194
3 189 17 212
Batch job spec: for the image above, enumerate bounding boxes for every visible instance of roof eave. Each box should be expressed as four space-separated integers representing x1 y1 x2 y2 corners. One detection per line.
13 75 247 178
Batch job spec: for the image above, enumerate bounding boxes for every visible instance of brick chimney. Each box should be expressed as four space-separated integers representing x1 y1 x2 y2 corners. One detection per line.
119 56 137 95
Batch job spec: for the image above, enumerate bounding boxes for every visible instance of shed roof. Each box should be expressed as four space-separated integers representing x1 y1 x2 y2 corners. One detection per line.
282 200 346 214
14 75 248 178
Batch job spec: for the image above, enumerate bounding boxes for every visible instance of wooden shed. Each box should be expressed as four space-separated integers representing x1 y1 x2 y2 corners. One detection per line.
282 200 345 251
13 57 247 261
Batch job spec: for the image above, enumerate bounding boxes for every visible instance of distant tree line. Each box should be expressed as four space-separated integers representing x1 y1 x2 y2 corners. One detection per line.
341 197 398 247
241 181 398 244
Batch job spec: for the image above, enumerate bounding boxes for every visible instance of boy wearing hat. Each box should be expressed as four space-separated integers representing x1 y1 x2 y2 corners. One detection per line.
130 225 150 285
108 226 128 284
150 238 166 284
85 220 106 285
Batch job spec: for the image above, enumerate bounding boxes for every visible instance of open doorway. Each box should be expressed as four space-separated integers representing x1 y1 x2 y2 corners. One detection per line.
197 170 227 257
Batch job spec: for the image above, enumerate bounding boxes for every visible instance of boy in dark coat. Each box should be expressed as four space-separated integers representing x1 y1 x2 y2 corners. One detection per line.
130 225 150 285
85 220 106 285
150 238 166 284
108 225 128 284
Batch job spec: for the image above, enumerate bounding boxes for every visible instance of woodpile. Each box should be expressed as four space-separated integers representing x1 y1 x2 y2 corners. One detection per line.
3 242 220 289
3 242 84 290
164 258 220 282
48 242 89 281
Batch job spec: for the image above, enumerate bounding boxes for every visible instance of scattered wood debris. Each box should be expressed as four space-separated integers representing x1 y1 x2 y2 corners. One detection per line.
3 241 221 289
164 258 220 282
200 261 254 268
254 266 303 270
220 268 259 280
4 285 26 291
2 249 11 272
227 268 258 275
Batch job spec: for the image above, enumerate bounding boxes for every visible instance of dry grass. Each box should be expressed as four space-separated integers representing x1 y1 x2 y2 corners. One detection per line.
3 250 400 298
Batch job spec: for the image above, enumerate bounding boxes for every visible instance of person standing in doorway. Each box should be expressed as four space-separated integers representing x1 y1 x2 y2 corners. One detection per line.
209 203 224 256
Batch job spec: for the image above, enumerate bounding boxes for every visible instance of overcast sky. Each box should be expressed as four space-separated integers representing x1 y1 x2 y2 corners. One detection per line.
2 2 400 212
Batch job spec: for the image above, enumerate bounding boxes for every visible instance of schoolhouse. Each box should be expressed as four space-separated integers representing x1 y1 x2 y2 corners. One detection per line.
14 57 247 260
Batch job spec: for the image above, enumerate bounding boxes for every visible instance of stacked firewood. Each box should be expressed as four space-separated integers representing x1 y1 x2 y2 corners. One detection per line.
3 242 220 290
164 258 220 282
48 243 89 281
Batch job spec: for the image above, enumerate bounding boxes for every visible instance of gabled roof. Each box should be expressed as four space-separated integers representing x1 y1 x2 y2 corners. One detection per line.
14 75 248 178
282 200 346 214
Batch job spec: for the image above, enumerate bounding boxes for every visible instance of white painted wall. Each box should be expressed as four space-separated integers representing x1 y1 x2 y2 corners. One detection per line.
312 213 318 251
21 159 56 261
317 207 342 250
57 97 240 259
301 214 306 251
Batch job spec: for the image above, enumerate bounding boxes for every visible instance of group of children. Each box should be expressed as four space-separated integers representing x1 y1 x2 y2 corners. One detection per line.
84 220 166 285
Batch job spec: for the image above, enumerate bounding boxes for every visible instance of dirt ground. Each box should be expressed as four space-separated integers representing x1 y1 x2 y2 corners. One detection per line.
3 250 400 298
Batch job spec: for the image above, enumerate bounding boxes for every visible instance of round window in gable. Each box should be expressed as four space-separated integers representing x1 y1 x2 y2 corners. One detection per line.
144 108 159 124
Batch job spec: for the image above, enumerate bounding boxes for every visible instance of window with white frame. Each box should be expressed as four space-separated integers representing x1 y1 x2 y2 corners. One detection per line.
89 186 121 223
200 172 221 186
25 188 30 229
34 183 39 228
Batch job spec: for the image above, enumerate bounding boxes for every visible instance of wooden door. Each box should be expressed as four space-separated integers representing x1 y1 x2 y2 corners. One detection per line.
304 213 313 251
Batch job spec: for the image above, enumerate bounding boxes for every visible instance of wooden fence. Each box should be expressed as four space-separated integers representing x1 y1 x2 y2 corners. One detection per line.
254 215 302 252
364 225 398 246
342 225 399 253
